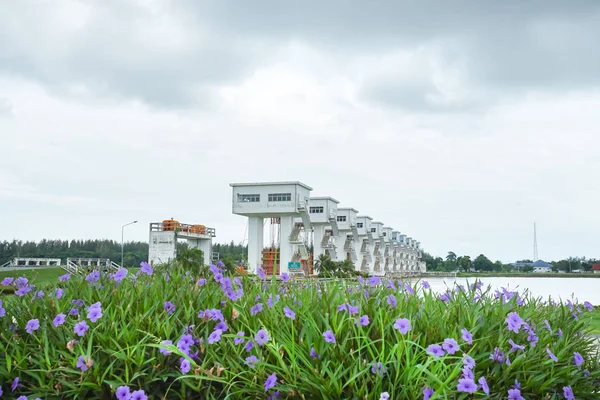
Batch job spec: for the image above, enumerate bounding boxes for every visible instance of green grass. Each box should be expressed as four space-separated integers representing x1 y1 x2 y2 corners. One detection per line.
0 267 65 288
582 308 600 334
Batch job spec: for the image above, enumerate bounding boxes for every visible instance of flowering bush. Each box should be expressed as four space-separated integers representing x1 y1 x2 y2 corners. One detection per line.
0 263 599 399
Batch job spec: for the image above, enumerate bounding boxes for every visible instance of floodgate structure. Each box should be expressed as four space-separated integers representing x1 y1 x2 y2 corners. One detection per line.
230 181 426 276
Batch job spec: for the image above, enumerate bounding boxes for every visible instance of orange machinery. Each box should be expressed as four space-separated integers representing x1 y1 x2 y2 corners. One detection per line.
261 248 280 275
162 219 206 234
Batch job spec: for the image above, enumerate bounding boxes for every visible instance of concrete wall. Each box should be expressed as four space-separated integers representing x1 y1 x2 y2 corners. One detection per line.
149 231 177 266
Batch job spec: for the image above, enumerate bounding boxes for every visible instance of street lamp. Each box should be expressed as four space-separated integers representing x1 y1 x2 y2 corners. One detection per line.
121 220 138 267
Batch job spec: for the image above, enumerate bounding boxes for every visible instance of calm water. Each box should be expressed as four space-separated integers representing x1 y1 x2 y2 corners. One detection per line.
409 277 600 306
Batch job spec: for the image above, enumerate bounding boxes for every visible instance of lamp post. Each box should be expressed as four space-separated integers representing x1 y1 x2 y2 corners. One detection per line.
121 220 138 267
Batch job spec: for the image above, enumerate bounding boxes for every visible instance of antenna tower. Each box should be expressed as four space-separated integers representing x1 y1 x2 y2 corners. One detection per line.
533 222 538 261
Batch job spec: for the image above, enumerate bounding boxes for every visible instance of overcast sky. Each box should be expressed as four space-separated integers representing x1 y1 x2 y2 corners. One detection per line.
1 0 599 262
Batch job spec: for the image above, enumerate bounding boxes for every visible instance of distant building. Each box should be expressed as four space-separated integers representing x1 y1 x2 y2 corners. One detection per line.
511 259 553 273
531 260 553 273
593 264 600 274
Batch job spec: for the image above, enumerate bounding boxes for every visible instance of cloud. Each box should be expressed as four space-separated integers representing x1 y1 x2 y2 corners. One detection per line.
2 1 599 111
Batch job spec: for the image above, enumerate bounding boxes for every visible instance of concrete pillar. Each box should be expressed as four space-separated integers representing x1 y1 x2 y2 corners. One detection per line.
313 224 325 260
248 217 264 274
334 234 347 262
198 239 212 266
354 239 363 272
279 216 294 274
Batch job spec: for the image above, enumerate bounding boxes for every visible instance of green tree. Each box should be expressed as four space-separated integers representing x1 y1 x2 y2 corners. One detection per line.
473 254 494 272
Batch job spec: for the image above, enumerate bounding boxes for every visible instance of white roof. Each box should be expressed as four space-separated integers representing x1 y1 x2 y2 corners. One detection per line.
310 196 340 204
230 181 313 191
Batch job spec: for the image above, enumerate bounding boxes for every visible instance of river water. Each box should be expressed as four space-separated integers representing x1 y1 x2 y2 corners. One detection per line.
409 277 600 306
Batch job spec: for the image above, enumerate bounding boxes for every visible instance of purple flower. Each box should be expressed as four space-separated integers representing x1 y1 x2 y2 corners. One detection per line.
12 377 19 391
85 270 100 284
423 388 434 400
245 355 259 368
257 268 266 279
479 376 489 395
490 347 504 363
26 318 40 334
508 388 524 400
505 312 524 333
164 301 176 315
255 329 270 346
463 355 475 369
284 306 296 320
584 301 594 312
380 392 390 400
546 348 558 362
337 303 348 312
113 268 128 282
36 290 44 299
439 292 451 302
348 304 359 315
59 273 71 282
53 313 66 327
386 294 397 308
1 277 14 286
74 321 89 337
462 366 474 380
197 278 206 286
159 340 173 355
426 344 445 358
245 340 254 352
234 332 245 345
310 347 320 360
557 328 563 337
508 339 525 352
563 386 575 400
323 330 336 344
281 272 290 282
131 389 148 400
264 373 277 392
16 277 29 287
357 315 370 327
87 306 103 323
461 328 473 345
457 378 478 393
370 362 387 377
251 303 263 316
0 300 5 318
573 352 584 367
177 334 194 354
76 355 92 371
442 338 460 355
116 386 131 400
140 261 153 275
421 280 430 289
208 329 223 344
393 318 412 334
544 320 552 332
180 358 191 374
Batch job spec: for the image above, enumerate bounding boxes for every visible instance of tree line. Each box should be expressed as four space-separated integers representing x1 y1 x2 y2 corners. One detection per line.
0 239 249 268
422 251 599 273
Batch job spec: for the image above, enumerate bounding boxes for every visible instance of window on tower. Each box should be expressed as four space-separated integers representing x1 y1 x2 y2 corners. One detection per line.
268 193 292 202
237 194 260 203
